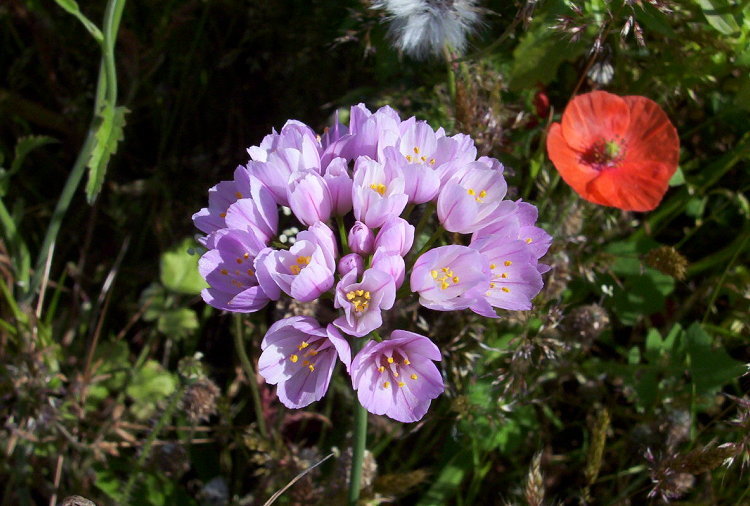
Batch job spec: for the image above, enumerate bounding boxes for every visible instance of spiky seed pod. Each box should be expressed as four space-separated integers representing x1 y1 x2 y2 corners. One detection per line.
562 304 610 349
525 451 545 506
182 378 220 423
643 245 688 280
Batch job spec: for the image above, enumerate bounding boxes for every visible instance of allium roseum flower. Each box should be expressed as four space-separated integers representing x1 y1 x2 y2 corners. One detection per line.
374 0 484 60
350 330 444 423
334 268 396 337
194 102 551 424
546 90 679 211
259 317 351 408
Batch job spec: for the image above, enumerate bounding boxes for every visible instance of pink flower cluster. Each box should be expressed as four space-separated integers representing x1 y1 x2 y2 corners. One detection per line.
193 104 551 423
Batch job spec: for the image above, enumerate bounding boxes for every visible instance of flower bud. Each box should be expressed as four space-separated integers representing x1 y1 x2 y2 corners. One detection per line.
348 221 374 255
375 217 414 257
338 253 364 277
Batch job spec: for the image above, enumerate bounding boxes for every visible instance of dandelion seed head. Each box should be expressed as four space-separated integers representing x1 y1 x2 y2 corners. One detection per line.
373 0 484 59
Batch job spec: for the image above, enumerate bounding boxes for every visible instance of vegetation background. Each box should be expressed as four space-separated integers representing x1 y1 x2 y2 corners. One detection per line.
1 0 749 504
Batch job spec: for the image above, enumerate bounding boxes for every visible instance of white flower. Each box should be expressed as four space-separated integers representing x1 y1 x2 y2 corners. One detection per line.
374 0 484 60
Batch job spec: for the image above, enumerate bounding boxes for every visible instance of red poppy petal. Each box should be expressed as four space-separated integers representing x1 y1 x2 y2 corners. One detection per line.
585 162 671 211
622 96 680 170
561 91 631 152
546 122 599 196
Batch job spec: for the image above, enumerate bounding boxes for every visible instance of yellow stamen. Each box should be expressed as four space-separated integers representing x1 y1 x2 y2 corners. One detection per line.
219 212 226 218
236 258 243 264
398 381 405 388
290 264 301 275
431 270 439 278
410 374 418 380
370 183 387 196
387 357 394 363
501 287 511 293
383 381 390 389
413 146 420 154
405 154 413 162
235 192 243 199
525 238 533 244
467 188 476 196
378 366 385 373
403 359 410 365
247 268 255 276
290 354 298 363
489 263 496 270
220 269 228 275
308 364 315 372
504 260 512 266
243 253 250 259
298 341 309 350
501 273 508 279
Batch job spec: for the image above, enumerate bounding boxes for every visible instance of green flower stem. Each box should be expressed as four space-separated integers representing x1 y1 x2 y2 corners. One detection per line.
337 214 350 255
233 315 269 439
348 338 368 505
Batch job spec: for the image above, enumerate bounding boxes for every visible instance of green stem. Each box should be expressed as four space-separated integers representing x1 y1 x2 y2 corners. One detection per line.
233 315 269 439
348 338 368 505
337 215 350 255
443 45 456 103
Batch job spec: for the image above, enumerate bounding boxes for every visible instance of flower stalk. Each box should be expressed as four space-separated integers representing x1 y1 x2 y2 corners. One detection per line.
348 337 369 506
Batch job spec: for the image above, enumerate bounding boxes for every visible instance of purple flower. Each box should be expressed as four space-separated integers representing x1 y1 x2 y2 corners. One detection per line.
287 170 332 226
259 317 351 408
350 330 444 423
323 157 353 215
341 104 401 161
246 121 323 205
221 175 279 245
192 179 241 240
257 238 335 303
374 217 415 257
352 157 408 228
348 221 374 255
338 253 364 278
372 247 406 289
437 160 510 234
410 245 489 312
334 268 396 337
199 229 271 312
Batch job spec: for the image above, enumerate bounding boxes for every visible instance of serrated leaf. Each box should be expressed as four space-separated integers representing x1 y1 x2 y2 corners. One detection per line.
127 360 177 420
53 0 104 43
86 105 128 203
696 0 741 35
160 238 208 295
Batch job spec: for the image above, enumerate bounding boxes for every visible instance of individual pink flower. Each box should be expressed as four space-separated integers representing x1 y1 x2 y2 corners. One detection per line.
372 248 406 289
410 245 489 312
192 179 241 240
437 161 510 234
352 157 408 228
259 317 351 408
199 229 271 312
221 175 279 245
323 157 353 215
350 330 444 423
374 217 415 257
287 170 333 226
338 253 364 278
334 268 396 337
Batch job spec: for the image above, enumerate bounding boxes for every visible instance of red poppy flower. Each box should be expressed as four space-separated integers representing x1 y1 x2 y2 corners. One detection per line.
546 90 679 212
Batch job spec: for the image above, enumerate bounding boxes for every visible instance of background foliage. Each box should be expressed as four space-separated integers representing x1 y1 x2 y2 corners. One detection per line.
1 0 749 504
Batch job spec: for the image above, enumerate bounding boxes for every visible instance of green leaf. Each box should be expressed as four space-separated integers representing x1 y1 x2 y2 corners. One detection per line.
684 322 746 396
696 0 741 35
508 21 585 91
668 166 686 186
53 0 104 43
160 238 208 295
127 360 177 420
86 105 128 203
157 308 199 339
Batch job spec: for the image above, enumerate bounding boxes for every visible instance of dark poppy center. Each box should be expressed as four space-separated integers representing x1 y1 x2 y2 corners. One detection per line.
582 139 625 170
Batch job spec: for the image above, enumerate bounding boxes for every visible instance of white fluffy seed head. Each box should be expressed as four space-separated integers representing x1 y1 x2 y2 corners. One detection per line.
373 0 484 60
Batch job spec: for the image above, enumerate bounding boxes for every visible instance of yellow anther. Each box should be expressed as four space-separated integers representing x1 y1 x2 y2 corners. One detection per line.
393 372 399 377
247 268 255 276
297 256 310 265
308 364 315 372
489 263 496 270
308 349 318 356
235 192 243 199
489 282 496 288
429 159 436 165
346 291 355 300
502 287 511 293
290 354 299 363
220 269 228 275
405 154 413 162
501 272 508 279
378 366 385 373
243 252 250 259
525 237 533 244
413 146 420 154
479 190 487 199
410 374 418 380
420 156 427 162
467 188 476 196
504 260 513 266
290 264 301 275
236 258 243 264
303 360 310 365
356 289 364 296
364 292 371 299
298 341 309 350
403 359 410 365
441 281 449 289
370 183 387 195
398 381 406 388
219 212 227 218
452 276 460 283
383 381 391 389
431 270 439 278
387 357 394 363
